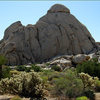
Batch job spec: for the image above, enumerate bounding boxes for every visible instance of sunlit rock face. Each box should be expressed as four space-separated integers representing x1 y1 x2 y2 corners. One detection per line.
0 4 98 65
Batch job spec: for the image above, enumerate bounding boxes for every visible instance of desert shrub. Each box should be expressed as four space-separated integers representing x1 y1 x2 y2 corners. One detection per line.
40 70 56 84
39 70 60 92
10 70 20 76
25 67 31 72
40 75 48 84
46 62 50 66
48 72 60 81
41 69 54 76
76 96 88 100
79 73 97 100
83 90 95 100
31 64 42 72
0 55 7 66
0 71 45 98
76 58 100 78
16 65 26 71
39 69 55 83
16 65 31 72
95 80 100 92
0 55 7 79
10 96 22 100
40 70 58 80
51 65 61 72
2 66 11 78
53 69 84 98
79 73 96 90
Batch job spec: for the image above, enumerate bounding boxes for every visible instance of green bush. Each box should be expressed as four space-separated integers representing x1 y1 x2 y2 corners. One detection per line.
83 90 95 100
16 64 42 72
76 58 100 78
40 69 54 76
39 70 56 85
48 72 60 81
16 65 26 71
76 96 88 100
51 65 61 72
95 80 100 92
46 63 50 66
16 65 32 72
25 67 31 72
0 55 7 79
2 66 11 78
31 64 42 72
52 69 84 98
0 71 45 98
0 55 7 66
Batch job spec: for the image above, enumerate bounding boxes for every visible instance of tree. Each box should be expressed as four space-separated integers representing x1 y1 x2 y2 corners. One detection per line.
0 55 7 79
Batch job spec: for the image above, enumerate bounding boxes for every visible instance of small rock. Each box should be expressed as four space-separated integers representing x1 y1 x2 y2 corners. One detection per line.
43 68 51 70
72 54 90 64
49 57 72 70
0 95 14 100
96 51 100 55
36 64 46 68
25 65 31 68
88 53 97 59
60 58 72 67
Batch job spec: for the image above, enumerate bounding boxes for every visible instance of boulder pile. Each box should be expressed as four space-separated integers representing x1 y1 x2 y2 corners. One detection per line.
45 51 100 70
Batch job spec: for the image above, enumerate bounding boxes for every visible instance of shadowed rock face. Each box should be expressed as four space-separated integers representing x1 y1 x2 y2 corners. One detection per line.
0 4 98 65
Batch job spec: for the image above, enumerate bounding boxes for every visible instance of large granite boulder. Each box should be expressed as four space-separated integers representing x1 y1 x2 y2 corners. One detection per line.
0 4 98 65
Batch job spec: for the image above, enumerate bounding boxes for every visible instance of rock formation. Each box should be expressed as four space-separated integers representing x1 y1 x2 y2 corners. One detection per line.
0 4 98 65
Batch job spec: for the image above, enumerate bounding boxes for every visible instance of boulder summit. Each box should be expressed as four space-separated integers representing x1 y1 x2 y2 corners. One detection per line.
0 4 98 65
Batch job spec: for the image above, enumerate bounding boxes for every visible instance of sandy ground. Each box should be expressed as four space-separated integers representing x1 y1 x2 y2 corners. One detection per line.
1 93 100 100
95 93 100 100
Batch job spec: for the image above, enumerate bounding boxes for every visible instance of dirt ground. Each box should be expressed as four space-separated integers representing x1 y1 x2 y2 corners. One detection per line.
1 94 100 100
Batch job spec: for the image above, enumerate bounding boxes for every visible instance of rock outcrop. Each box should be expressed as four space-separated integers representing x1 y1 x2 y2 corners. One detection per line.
0 4 98 65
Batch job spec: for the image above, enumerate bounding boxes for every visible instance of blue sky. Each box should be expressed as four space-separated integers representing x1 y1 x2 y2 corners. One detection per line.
0 1 100 42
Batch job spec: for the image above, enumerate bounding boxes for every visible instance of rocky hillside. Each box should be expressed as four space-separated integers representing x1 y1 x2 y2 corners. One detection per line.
0 4 98 65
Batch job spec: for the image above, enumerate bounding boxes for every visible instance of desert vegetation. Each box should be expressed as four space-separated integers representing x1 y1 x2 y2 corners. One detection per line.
76 58 100 78
0 55 100 100
0 71 45 99
0 55 7 79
